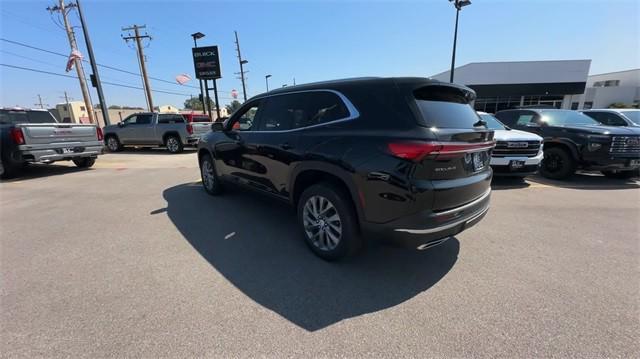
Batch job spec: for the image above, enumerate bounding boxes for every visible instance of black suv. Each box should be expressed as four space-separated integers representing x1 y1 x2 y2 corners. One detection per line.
495 109 640 179
197 78 494 260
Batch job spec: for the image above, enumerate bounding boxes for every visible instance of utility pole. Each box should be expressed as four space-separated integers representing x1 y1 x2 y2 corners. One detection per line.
47 0 95 123
234 31 248 101
35 94 46 109
122 25 154 112
76 0 110 126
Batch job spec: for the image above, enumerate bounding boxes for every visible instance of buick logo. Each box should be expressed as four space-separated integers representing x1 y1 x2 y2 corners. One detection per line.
507 142 528 148
626 138 640 146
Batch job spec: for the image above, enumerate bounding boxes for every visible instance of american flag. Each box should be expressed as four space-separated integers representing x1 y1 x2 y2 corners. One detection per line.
175 74 192 85
65 50 83 72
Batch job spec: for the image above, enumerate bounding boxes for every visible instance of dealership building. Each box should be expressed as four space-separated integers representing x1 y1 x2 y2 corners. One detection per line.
431 60 639 112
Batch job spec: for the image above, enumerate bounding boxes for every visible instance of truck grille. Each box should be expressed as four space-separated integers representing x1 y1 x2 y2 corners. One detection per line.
493 140 541 158
610 136 640 154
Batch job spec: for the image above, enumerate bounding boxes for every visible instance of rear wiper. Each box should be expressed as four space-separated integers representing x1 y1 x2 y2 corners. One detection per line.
473 119 487 127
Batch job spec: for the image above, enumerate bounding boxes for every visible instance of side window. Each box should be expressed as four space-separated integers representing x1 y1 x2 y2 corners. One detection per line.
258 93 306 131
230 101 262 131
603 113 626 126
516 114 535 126
158 114 185 124
122 115 137 125
297 92 350 129
135 114 153 125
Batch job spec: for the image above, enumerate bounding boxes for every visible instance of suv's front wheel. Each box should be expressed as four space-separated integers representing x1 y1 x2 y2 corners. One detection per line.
540 147 576 180
199 153 223 195
297 183 361 261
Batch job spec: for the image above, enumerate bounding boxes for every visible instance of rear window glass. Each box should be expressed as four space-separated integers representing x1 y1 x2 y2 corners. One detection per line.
0 110 56 124
191 116 211 123
414 86 480 128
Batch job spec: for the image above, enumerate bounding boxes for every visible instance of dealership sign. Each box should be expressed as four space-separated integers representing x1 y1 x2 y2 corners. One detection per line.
192 46 221 80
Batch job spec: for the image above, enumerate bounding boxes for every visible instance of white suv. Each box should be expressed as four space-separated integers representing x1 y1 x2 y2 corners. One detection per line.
477 111 543 177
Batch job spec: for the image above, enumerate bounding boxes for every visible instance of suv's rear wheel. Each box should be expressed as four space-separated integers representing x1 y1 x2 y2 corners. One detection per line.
165 135 183 154
105 136 122 152
72 157 96 168
297 183 361 261
601 169 639 179
540 147 575 180
199 153 223 195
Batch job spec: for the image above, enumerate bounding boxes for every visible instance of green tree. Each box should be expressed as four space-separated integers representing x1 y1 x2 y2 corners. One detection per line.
225 100 242 114
184 97 215 111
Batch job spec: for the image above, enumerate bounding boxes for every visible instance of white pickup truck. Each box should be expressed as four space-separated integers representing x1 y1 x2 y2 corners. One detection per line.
477 111 543 177
0 108 104 178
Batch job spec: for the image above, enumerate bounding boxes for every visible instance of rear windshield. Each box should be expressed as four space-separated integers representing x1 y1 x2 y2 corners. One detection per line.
540 110 599 126
0 110 57 124
414 86 480 128
191 116 211 123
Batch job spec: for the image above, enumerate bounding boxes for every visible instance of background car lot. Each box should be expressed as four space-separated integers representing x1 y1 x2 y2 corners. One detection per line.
1 151 639 357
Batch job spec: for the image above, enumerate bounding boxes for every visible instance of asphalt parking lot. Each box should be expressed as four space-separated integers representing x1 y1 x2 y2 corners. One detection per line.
1 150 639 358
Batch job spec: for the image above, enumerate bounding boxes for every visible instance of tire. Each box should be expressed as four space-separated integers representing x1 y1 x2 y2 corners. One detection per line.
72 157 96 168
540 147 576 180
601 169 639 179
105 135 122 152
0 156 22 179
297 183 362 261
199 153 223 195
165 135 183 154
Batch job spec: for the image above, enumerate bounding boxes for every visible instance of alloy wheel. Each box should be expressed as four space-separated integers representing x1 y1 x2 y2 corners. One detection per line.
167 138 179 152
107 137 119 151
201 159 215 190
302 195 342 251
544 152 562 173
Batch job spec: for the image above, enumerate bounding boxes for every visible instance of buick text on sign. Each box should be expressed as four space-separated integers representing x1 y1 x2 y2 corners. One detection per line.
192 46 221 80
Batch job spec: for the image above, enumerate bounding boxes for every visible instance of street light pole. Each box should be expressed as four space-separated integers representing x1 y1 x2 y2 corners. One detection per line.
449 0 471 83
191 32 207 115
265 74 271 92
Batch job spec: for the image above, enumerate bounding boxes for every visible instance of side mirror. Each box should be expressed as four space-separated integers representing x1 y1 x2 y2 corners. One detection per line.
211 122 225 132
118 122 125 127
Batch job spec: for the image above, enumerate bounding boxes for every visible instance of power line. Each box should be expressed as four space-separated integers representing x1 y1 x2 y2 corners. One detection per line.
0 38 239 94
0 63 237 100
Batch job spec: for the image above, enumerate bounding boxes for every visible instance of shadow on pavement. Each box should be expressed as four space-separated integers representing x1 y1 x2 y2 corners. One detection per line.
491 177 531 190
108 147 197 156
1 163 89 182
162 183 459 331
527 172 640 190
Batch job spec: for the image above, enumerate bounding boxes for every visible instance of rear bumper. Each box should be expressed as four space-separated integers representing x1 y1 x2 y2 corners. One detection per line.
17 141 104 162
186 136 201 146
361 189 491 249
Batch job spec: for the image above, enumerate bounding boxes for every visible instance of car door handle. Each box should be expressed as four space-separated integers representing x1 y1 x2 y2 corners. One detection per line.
279 143 293 150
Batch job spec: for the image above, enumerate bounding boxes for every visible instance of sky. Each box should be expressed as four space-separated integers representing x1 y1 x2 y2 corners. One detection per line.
1 0 639 109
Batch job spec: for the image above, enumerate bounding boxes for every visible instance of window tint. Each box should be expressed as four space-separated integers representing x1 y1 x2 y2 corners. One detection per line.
298 92 349 128
584 112 626 126
230 101 262 131
539 111 598 126
619 111 640 125
259 93 305 131
158 114 185 124
413 86 480 128
0 110 56 124
516 114 535 126
191 115 211 123
135 114 153 124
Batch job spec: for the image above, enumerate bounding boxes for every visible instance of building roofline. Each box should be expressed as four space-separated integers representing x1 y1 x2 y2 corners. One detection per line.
588 68 640 77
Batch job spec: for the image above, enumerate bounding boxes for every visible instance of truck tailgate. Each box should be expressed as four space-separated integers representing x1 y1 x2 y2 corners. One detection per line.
18 123 99 145
191 122 211 136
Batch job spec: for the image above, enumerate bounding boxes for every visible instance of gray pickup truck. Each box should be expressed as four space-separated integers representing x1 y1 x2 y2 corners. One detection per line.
103 112 209 153
1 108 103 178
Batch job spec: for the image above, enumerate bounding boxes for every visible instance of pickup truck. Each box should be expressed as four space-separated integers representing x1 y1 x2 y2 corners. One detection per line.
1 108 104 178
477 111 543 177
495 109 640 179
103 112 208 153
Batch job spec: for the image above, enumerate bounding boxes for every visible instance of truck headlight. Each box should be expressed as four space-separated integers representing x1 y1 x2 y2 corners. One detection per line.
587 135 610 152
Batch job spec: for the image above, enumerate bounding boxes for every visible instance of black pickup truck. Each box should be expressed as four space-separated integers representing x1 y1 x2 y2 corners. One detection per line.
495 109 640 179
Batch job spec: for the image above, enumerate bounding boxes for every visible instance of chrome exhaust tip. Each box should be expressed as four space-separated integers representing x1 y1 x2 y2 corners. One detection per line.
417 237 451 251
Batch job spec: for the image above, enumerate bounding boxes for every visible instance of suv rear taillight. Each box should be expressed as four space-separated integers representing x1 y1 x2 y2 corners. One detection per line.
10 128 25 145
186 123 193 135
96 127 104 141
388 141 495 161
